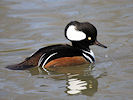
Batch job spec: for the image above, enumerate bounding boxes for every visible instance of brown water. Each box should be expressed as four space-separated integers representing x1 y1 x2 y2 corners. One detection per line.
0 0 133 100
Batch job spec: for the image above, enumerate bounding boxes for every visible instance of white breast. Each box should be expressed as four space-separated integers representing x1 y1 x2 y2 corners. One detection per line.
82 50 95 63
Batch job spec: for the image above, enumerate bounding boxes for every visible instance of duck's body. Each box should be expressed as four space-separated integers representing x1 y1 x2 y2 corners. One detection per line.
6 21 107 70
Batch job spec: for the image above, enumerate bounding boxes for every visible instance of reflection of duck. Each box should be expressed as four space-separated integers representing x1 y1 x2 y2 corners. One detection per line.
27 65 102 96
66 73 98 96
7 21 107 71
28 63 94 75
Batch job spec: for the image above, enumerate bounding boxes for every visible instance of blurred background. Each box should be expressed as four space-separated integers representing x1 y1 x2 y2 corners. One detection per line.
0 0 133 100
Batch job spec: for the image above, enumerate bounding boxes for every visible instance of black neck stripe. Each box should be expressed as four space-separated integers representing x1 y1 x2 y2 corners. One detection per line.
82 52 95 62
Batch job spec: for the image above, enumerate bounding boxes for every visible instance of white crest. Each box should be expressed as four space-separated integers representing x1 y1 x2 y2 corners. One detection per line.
66 25 86 41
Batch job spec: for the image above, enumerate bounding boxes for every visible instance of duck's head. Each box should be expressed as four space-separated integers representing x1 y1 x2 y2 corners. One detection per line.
65 21 107 50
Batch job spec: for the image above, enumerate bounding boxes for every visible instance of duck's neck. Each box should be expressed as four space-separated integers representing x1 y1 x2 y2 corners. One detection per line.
72 41 90 51
72 42 95 63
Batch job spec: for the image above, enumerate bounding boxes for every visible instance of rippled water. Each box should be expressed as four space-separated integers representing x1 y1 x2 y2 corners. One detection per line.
0 0 133 100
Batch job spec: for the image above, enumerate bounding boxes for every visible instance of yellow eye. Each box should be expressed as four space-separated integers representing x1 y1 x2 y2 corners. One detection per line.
88 37 91 40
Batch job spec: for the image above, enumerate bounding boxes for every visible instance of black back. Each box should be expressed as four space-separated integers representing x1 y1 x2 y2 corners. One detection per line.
33 44 83 67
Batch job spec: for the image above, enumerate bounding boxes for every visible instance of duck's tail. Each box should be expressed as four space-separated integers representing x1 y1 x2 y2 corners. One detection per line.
6 57 37 70
6 63 34 70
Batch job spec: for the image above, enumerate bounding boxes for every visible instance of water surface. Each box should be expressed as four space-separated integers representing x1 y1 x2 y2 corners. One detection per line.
0 0 133 100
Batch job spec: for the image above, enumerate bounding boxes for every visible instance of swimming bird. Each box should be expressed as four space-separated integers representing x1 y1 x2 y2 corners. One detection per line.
6 21 107 71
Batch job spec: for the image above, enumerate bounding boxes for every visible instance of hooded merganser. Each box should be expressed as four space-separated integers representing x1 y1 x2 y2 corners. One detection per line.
6 21 107 71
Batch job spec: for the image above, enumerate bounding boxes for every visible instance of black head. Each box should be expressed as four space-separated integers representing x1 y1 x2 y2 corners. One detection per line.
65 21 107 50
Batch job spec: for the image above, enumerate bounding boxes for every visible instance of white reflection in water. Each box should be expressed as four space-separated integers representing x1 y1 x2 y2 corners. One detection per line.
67 78 87 94
66 73 98 96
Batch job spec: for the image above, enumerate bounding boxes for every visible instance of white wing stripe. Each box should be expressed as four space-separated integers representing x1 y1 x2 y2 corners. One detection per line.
41 52 57 70
38 53 46 67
